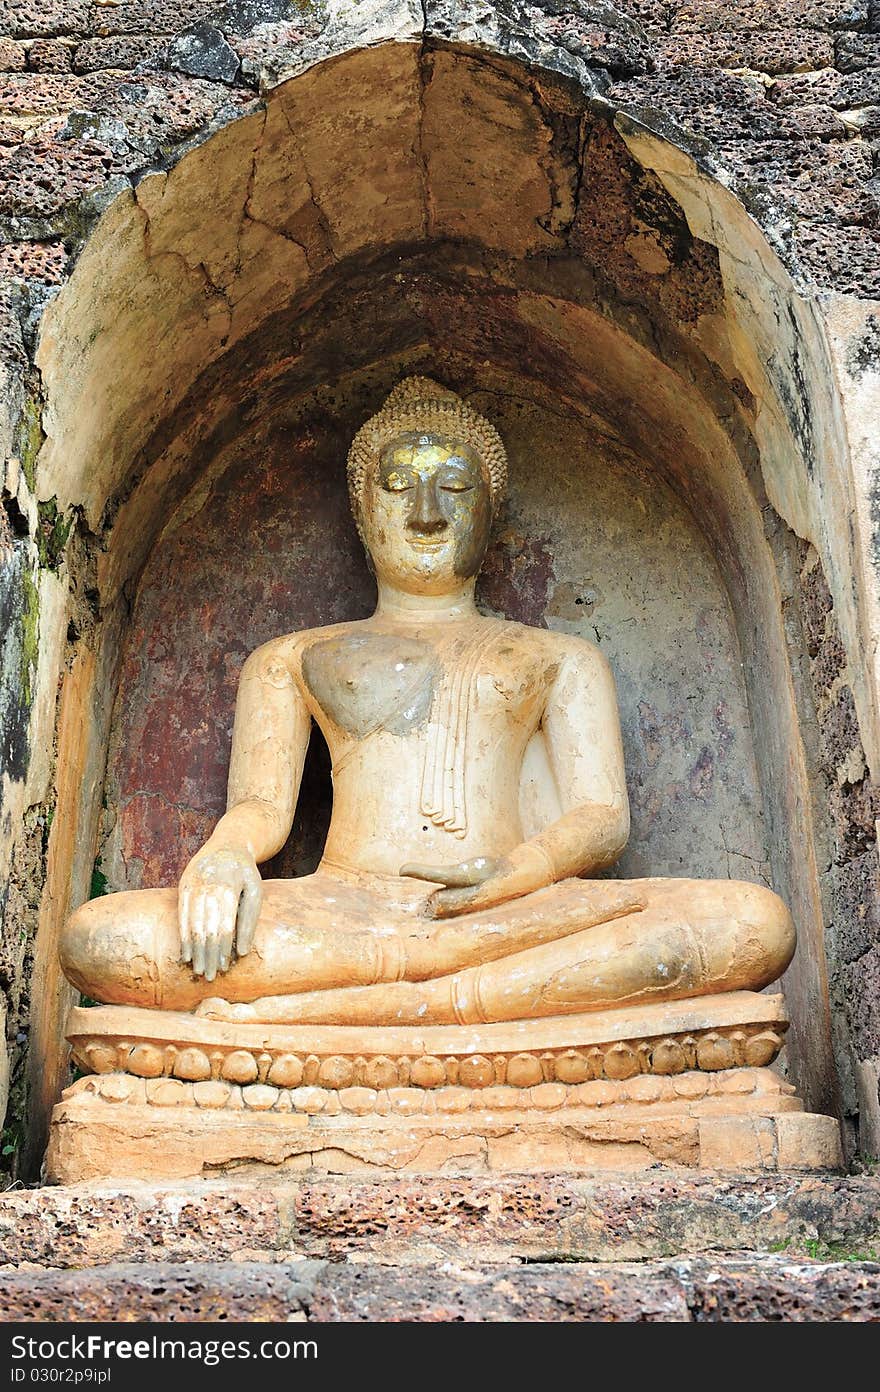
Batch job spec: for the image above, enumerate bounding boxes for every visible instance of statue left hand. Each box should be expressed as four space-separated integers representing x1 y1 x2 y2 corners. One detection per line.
400 852 549 918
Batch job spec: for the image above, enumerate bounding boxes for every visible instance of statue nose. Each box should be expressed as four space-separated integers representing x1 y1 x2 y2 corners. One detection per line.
408 478 448 534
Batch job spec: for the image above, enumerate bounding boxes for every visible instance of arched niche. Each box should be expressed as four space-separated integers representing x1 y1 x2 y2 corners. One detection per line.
24 37 869 1164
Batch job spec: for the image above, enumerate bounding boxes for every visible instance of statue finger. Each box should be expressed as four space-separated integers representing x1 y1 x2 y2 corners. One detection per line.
400 862 478 887
454 857 497 886
196 998 256 1023
426 884 481 919
218 887 237 973
402 859 496 887
178 884 192 964
400 862 455 885
237 871 262 956
195 997 237 1021
191 894 207 976
203 896 221 982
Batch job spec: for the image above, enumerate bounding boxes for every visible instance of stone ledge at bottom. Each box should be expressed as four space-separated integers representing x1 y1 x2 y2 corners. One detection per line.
45 1088 841 1182
2 1255 879 1322
2 1174 878 1269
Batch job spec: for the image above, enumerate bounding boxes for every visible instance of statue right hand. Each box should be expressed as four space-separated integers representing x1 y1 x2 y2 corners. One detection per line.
177 847 262 982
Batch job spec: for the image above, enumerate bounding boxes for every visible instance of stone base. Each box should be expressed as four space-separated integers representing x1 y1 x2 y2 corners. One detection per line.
49 991 841 1182
64 991 793 1089
46 1066 842 1182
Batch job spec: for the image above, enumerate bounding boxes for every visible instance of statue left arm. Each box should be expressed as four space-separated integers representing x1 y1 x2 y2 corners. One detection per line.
410 643 629 918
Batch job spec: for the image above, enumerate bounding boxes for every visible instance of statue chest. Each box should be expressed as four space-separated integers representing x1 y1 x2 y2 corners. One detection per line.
300 630 546 742
301 633 439 739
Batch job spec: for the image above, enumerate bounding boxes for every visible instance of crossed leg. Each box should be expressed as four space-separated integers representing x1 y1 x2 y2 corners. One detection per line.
201 876 795 1025
61 868 643 1011
61 865 794 1023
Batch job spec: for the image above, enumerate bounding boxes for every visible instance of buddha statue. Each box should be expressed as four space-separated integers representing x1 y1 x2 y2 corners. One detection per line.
60 376 796 1032
48 376 845 1184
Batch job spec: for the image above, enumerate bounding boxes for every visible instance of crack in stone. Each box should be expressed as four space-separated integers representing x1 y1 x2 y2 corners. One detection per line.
525 73 581 243
235 104 319 274
132 191 234 339
235 104 269 283
719 823 771 885
276 97 337 267
415 42 434 241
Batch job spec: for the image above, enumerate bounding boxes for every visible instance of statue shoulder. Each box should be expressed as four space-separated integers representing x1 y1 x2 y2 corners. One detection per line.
537 629 616 685
239 623 365 683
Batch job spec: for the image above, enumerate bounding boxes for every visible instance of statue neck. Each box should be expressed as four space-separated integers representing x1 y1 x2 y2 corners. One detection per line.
374 579 479 625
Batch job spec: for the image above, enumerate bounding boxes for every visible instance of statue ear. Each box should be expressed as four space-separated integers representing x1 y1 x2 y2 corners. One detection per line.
357 518 376 576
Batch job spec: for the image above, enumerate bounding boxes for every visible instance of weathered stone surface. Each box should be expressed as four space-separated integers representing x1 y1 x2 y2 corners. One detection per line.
769 69 844 108
833 66 880 108
231 19 326 85
684 1255 880 1322
855 1059 880 1159
0 1000 7 1147
0 36 24 68
0 240 66 282
423 0 641 88
656 29 834 74
0 0 874 309
167 22 240 82
1 1254 879 1321
727 141 875 229
446 0 656 79
570 118 723 322
0 71 255 238
48 1063 836 1184
798 228 880 297
670 1 868 32
0 1 90 38
27 38 73 72
73 36 172 73
831 852 880 967
613 0 669 28
844 947 880 1061
1 1260 320 1323
0 2 222 40
836 32 880 72
608 67 811 144
3 1175 879 1268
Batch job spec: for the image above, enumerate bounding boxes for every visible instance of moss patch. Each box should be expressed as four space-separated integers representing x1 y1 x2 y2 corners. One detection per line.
36 499 72 571
90 864 108 900
770 1236 880 1263
15 391 44 494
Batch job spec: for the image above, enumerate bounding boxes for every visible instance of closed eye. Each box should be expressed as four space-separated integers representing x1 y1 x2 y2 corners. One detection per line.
440 482 473 493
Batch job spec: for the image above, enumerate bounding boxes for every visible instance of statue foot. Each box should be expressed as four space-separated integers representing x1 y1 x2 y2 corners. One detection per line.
195 997 257 1023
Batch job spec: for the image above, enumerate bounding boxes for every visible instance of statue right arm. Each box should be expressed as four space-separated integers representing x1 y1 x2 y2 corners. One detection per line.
178 641 310 982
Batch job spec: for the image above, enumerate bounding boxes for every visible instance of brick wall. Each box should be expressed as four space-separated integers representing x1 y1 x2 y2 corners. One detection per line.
0 2 876 293
799 545 880 1153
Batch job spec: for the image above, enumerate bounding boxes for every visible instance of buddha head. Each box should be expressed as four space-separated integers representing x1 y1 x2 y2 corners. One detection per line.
347 377 508 595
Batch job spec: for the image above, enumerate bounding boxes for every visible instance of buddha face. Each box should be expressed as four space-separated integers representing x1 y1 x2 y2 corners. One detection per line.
361 433 493 595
